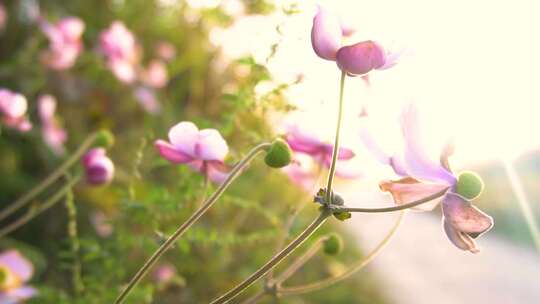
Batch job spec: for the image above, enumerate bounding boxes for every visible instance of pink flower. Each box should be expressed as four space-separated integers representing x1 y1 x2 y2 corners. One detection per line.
311 7 398 76
90 211 113 237
0 250 37 303
375 104 493 252
40 17 84 70
155 41 177 61
0 89 32 132
38 95 67 155
99 21 139 83
140 60 168 89
82 148 115 185
153 264 176 284
133 87 161 114
285 125 360 179
155 122 230 184
0 4 7 32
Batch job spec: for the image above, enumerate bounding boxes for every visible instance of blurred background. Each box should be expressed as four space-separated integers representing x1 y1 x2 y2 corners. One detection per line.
1 0 539 303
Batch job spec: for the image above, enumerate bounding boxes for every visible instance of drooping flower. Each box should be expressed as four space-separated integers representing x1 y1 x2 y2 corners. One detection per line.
370 104 493 253
82 148 115 185
311 7 398 76
0 4 7 32
40 16 85 70
0 250 37 303
140 60 168 89
38 95 67 155
99 21 139 83
285 125 361 179
133 87 161 114
0 89 32 132
155 122 229 183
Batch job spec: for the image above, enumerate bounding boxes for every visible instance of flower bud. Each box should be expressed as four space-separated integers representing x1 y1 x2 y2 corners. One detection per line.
82 148 114 185
94 129 115 148
336 41 386 76
264 139 292 168
456 171 484 200
323 233 343 255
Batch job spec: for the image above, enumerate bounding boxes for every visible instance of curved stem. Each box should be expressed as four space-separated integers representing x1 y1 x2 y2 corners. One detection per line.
0 174 82 238
0 133 97 222
336 188 448 213
325 71 346 203
279 211 406 296
274 237 325 284
210 210 332 304
114 143 271 304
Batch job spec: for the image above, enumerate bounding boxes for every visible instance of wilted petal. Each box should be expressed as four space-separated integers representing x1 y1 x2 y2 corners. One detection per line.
311 7 342 61
336 41 386 76
168 121 199 157
401 104 456 185
442 192 493 236
443 218 479 253
195 129 229 161
379 177 448 211
0 250 33 282
155 140 193 164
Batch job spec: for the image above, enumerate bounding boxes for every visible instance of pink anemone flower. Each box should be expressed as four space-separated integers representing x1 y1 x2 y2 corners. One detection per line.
0 89 32 132
99 21 139 83
366 104 493 253
0 250 37 303
40 16 84 70
311 7 398 76
38 95 67 155
155 121 230 184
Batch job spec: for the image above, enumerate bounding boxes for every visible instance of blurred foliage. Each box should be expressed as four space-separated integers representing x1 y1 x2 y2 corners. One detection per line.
0 0 388 303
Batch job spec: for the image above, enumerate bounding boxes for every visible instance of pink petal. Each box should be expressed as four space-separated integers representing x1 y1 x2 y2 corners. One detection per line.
134 87 161 114
286 125 324 155
0 250 33 282
358 125 391 165
5 286 37 301
335 161 363 179
336 146 355 160
109 59 136 83
443 219 479 253
168 121 199 157
379 177 448 211
336 41 386 76
206 161 230 184
442 192 494 236
400 104 456 185
311 7 342 61
195 129 229 161
155 140 193 164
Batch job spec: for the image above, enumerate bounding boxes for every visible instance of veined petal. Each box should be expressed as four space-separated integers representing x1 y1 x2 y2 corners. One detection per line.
401 103 456 185
155 140 193 164
168 121 199 157
0 250 33 282
311 7 342 61
196 129 229 161
443 218 479 253
379 177 448 211
442 192 494 236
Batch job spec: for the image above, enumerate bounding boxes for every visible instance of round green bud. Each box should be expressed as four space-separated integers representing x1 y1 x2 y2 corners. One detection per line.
264 138 292 168
323 234 343 255
94 129 115 148
456 171 484 200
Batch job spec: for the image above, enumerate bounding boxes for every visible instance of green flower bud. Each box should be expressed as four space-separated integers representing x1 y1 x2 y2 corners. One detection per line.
94 129 115 148
264 138 292 168
323 234 343 255
333 211 351 221
456 171 484 200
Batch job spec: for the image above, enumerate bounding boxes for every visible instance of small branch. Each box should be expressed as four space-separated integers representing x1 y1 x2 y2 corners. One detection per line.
273 237 325 284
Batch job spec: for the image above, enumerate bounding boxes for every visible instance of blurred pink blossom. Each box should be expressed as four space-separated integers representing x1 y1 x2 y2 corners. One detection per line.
133 87 161 114
90 211 113 237
155 121 230 184
0 4 7 32
154 264 176 284
140 60 168 89
99 21 139 83
82 148 115 185
378 104 493 252
311 7 398 76
40 16 85 70
0 250 37 303
155 41 177 61
0 89 32 132
38 95 67 155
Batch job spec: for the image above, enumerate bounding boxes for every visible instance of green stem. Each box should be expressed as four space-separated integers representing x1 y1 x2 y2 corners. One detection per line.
0 174 82 238
0 133 97 222
64 178 84 295
279 211 405 296
114 143 271 304
210 209 332 304
273 237 325 284
334 188 448 213
325 71 346 203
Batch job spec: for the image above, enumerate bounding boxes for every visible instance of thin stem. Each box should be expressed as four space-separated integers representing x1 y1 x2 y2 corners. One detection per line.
273 237 325 284
279 211 405 296
0 133 97 222
114 143 271 304
210 210 332 304
64 178 84 295
502 159 540 253
325 71 346 203
336 188 448 213
0 174 82 238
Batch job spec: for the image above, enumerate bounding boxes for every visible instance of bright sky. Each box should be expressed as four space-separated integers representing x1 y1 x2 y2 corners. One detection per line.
210 0 540 168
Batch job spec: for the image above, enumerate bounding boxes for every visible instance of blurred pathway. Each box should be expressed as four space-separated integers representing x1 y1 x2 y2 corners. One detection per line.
344 210 540 304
